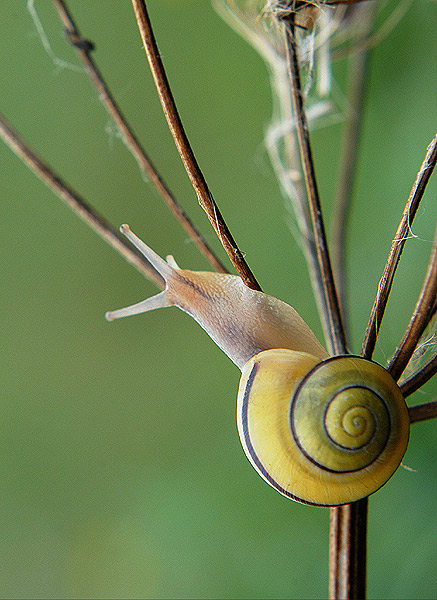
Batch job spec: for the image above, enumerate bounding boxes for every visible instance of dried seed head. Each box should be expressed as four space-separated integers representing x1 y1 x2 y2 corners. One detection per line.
263 1 323 31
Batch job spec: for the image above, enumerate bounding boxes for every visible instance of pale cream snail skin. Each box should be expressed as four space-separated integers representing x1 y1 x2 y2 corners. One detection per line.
106 224 410 507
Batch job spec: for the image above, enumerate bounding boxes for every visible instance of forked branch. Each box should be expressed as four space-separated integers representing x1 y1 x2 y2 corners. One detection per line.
3 5 434 600
130 0 261 290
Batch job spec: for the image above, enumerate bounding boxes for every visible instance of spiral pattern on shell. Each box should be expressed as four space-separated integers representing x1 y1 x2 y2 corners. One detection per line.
291 361 394 474
237 351 410 506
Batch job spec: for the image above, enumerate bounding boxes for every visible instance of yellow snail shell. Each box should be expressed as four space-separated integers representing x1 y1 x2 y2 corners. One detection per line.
106 225 410 506
238 350 409 506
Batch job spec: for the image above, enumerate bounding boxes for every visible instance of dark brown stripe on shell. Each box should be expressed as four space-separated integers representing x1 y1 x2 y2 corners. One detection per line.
290 368 392 473
240 361 322 506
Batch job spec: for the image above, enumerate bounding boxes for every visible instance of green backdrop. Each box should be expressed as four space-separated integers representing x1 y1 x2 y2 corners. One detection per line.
0 1 435 598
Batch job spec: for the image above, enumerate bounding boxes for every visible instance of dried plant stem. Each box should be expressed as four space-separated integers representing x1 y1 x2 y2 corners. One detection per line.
215 0 332 346
283 18 347 356
388 228 437 381
281 16 362 600
0 114 163 288
409 399 437 423
130 0 261 290
329 499 368 600
362 134 437 360
52 0 227 274
400 303 436 398
401 354 437 398
331 5 375 324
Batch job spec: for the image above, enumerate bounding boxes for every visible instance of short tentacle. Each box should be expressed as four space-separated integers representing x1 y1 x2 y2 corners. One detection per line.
105 291 171 321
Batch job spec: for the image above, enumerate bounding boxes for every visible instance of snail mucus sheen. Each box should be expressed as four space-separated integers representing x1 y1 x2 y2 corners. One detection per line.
106 225 410 507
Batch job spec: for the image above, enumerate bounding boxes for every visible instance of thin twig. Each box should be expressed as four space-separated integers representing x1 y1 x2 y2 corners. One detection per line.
387 229 437 381
362 134 437 360
52 0 227 274
408 400 437 423
401 354 437 398
283 16 347 356
130 0 261 290
0 114 163 288
331 4 375 327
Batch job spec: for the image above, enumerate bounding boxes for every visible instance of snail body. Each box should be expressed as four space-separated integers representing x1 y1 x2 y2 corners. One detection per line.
106 225 328 367
106 225 410 506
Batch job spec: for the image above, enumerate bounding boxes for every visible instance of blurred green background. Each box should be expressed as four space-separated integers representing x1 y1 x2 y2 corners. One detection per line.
0 1 435 598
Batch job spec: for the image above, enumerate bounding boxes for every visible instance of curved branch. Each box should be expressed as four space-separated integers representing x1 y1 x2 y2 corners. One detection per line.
388 229 437 381
130 0 261 290
362 133 437 359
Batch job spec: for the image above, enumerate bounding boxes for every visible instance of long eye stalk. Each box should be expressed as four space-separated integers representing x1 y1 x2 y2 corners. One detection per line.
105 224 174 322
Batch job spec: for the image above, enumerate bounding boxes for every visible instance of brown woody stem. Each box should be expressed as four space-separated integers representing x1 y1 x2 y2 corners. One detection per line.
362 134 437 360
329 499 368 600
283 18 347 356
408 400 437 423
281 15 361 600
401 354 437 398
130 0 261 290
387 228 437 381
0 114 163 288
52 0 227 274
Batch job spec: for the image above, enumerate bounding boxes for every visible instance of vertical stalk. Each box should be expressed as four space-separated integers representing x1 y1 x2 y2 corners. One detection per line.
282 14 365 599
329 499 368 600
283 19 347 356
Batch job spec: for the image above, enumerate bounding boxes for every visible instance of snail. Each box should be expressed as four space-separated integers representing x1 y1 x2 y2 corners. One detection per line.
106 225 410 506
